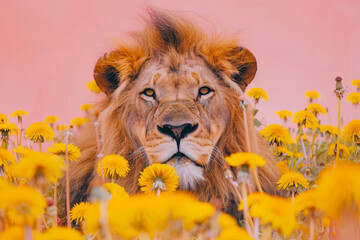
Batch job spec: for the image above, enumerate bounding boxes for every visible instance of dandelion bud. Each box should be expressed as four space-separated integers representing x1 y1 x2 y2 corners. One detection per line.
335 76 343 90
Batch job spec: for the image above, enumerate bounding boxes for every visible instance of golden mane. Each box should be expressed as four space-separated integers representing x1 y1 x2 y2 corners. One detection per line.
68 10 280 221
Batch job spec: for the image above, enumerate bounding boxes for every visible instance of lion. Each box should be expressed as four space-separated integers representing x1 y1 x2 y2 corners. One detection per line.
69 9 280 220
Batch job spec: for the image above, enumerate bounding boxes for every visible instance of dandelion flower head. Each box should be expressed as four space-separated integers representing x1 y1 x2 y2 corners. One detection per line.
292 110 318 129
239 192 298 237
87 80 101 94
0 147 16 167
327 143 350 159
0 113 9 123
12 146 35 158
218 226 254 240
80 103 93 112
347 92 360 105
97 154 130 179
276 110 292 120
276 161 289 175
246 87 269 102
316 162 360 219
260 124 293 146
277 171 309 190
15 152 64 183
10 110 28 118
351 79 360 88
38 227 84 240
225 152 266 169
293 189 320 216
343 119 360 143
44 115 60 124
319 125 339 136
0 185 47 226
71 117 90 127
306 103 326 115
57 124 69 131
304 90 321 101
25 122 54 143
47 143 81 161
138 163 179 193
0 123 19 136
103 182 129 199
70 202 91 223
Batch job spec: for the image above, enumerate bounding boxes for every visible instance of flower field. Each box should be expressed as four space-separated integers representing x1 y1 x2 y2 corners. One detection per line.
1 77 360 240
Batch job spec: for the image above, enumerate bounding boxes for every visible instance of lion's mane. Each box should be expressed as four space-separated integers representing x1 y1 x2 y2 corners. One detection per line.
69 10 280 220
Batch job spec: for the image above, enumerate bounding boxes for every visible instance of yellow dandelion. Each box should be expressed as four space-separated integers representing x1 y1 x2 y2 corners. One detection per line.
97 154 130 179
80 103 93 112
25 122 54 143
38 227 84 240
246 87 269 102
304 90 321 101
83 202 100 235
277 171 309 190
351 79 360 89
306 103 327 115
138 163 179 193
15 152 64 183
260 124 293 146
343 119 360 143
0 147 16 167
327 143 350 159
166 192 215 230
319 125 339 136
0 123 19 136
12 146 35 157
57 124 69 131
0 227 37 240
10 110 28 118
276 110 292 120
87 80 101 94
276 161 289 175
47 143 81 161
291 152 304 159
70 202 91 223
218 212 238 230
44 115 60 124
273 145 292 157
292 110 318 129
297 162 305 169
347 92 360 105
103 182 129 199
294 134 309 142
0 113 9 123
316 162 360 219
240 192 298 237
218 226 254 240
293 189 320 216
71 117 90 127
106 194 172 239
4 164 23 184
225 152 266 169
0 185 47 226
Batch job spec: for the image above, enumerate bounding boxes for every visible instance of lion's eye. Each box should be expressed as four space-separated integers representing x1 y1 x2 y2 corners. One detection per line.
199 86 213 96
141 88 156 99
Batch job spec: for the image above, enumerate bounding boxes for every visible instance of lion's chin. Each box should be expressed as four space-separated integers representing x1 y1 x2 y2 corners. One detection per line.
166 158 205 190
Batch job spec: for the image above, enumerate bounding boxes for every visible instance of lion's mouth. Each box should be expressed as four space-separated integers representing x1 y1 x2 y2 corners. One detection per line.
164 152 204 168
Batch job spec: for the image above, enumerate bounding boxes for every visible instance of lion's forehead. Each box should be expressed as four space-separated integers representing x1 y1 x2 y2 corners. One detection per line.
135 57 218 92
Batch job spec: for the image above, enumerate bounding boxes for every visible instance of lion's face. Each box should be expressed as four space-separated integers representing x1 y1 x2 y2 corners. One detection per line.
129 57 229 189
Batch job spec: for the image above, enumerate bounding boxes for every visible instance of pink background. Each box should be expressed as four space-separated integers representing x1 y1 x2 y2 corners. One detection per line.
1 0 359 129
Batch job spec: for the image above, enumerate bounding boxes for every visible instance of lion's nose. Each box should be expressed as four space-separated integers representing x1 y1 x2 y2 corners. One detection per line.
157 123 198 142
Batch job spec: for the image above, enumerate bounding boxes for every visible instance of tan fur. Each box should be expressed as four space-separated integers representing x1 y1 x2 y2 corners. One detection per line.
69 10 279 220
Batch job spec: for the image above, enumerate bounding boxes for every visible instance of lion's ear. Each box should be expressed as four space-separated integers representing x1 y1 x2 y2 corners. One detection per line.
231 47 257 91
93 54 120 95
